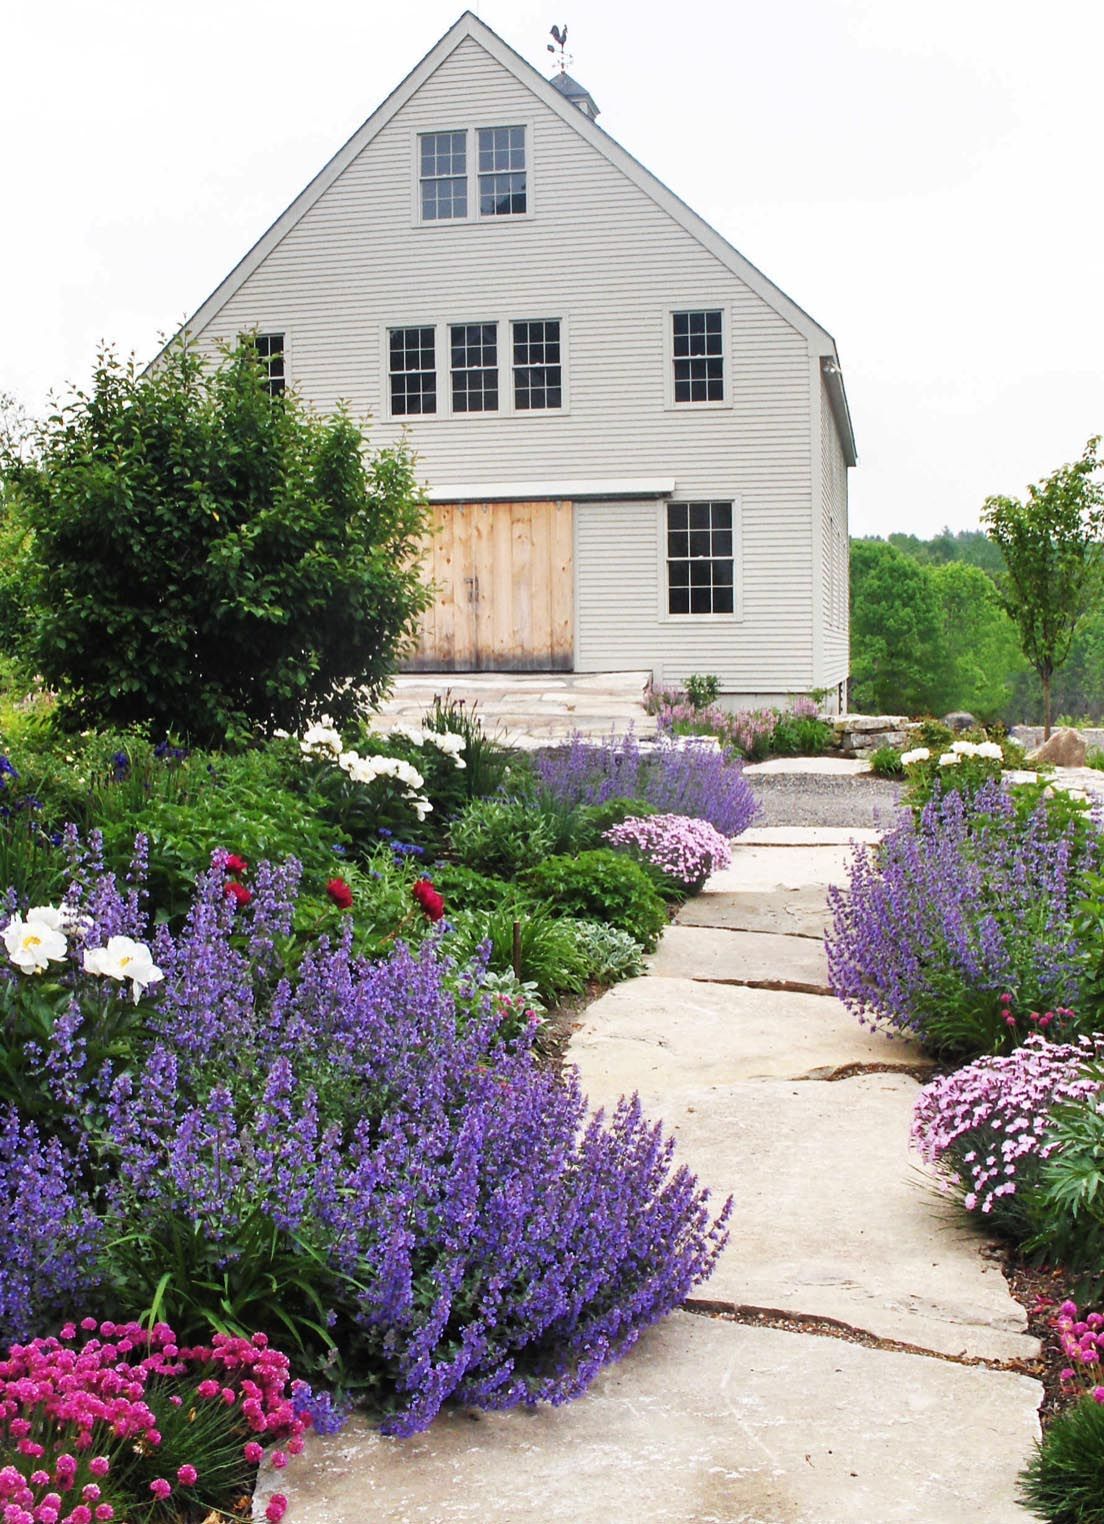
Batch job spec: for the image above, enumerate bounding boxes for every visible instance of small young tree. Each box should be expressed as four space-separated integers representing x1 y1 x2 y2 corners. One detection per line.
4 342 431 744
982 438 1104 737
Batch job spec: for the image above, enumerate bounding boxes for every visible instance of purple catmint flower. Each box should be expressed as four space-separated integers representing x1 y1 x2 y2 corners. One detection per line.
535 727 757 837
827 782 1095 1056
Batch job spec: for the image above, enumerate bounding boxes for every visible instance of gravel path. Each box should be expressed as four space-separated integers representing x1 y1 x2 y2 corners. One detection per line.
747 770 904 828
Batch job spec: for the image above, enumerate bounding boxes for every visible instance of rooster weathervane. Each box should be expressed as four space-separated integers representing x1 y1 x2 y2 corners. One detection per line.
547 24 571 74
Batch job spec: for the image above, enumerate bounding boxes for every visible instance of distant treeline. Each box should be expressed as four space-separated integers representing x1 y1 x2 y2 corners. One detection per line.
850 530 1104 724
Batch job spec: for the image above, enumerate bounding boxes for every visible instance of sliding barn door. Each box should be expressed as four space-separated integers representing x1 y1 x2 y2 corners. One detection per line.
402 499 573 672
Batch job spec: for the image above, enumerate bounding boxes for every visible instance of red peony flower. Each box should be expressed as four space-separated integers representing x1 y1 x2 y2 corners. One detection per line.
222 853 249 877
225 881 253 907
326 877 354 910
412 878 445 922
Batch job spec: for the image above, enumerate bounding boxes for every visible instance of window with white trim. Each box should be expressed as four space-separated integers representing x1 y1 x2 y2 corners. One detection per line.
672 310 724 403
478 126 526 216
450 323 499 412
248 333 285 396
417 127 527 223
419 131 467 221
512 319 561 410
389 326 437 415
666 501 734 614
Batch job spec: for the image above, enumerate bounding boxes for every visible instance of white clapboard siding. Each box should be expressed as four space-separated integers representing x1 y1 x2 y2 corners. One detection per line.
184 22 851 693
818 381 850 687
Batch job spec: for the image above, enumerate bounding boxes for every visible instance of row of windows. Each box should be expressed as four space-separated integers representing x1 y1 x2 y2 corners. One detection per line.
390 319 563 416
248 307 728 418
420 126 527 221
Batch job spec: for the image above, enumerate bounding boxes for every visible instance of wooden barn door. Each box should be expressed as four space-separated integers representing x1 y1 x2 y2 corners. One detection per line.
402 500 573 672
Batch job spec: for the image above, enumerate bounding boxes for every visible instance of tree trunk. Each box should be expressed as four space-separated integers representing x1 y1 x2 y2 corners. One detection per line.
1042 672 1052 740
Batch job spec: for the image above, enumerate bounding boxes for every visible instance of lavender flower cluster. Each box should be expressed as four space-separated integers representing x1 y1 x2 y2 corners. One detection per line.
603 813 733 886
534 728 758 837
826 782 1094 1056
4 848 732 1437
0 1109 101 1343
911 1035 1103 1221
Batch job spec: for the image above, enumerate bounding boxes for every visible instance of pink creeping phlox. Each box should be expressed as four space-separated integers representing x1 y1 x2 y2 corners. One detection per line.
911 1034 1104 1216
602 813 733 886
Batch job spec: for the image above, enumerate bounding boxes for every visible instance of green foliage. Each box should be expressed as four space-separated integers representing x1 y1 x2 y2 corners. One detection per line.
565 918 647 983
768 713 834 756
449 795 557 878
1019 1393 1104 1522
520 849 669 952
869 745 904 778
571 796 659 851
445 903 590 1004
1023 1090 1104 1299
422 692 513 801
930 560 1027 720
426 861 516 912
849 540 952 714
914 718 955 750
684 673 720 710
6 341 430 744
983 438 1104 735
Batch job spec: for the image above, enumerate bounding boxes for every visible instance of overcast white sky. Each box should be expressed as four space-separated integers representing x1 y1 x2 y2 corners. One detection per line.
2 0 1101 537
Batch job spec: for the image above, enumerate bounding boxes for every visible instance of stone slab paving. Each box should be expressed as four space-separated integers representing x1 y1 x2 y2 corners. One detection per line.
705 844 865 894
743 756 873 776
738 827 882 847
649 924 831 994
603 1074 1034 1362
678 885 831 939
256 1314 1039 1524
572 978 930 1086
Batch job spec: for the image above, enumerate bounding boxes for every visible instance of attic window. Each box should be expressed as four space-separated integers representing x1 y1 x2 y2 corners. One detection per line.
250 333 285 396
420 131 467 221
478 127 526 216
672 310 724 403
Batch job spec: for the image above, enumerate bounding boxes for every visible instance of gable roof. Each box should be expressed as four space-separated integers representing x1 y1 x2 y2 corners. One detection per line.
163 10 856 464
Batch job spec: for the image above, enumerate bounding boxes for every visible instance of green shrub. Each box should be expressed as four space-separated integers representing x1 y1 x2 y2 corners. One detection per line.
913 718 955 750
1019 1394 1104 1523
8 341 430 744
445 903 590 1004
426 861 516 912
685 673 720 710
571 796 659 851
520 849 668 951
449 796 558 877
768 713 834 757
869 745 904 778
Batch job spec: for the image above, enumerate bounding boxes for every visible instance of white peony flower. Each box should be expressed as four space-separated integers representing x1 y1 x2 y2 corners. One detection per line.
975 741 1004 760
25 903 93 938
390 723 427 747
951 740 980 757
900 747 931 767
938 752 960 766
3 913 68 975
83 936 164 1003
301 724 344 757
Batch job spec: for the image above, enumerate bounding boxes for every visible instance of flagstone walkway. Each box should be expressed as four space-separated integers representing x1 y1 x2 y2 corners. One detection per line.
256 826 1042 1523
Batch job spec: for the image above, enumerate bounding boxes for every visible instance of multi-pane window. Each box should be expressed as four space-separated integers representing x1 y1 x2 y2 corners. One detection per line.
389 327 437 415
512 319 561 410
451 324 499 412
478 126 526 216
673 310 724 403
667 502 734 615
419 131 467 221
251 333 285 396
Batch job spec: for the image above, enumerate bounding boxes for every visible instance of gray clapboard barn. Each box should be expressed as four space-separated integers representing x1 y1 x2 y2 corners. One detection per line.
170 11 855 708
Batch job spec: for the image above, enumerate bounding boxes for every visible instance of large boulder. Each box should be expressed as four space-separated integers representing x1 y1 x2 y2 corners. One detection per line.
943 711 976 733
1027 727 1088 767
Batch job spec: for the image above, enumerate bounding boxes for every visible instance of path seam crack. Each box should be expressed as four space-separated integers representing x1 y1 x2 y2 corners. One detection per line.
681 1298 1041 1377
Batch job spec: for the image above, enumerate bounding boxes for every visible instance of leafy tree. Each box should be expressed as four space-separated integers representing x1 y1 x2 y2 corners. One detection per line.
930 561 1025 721
982 437 1104 736
849 540 951 714
4 343 431 744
